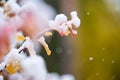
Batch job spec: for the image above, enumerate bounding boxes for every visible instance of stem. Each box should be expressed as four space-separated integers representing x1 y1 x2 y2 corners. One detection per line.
33 28 52 40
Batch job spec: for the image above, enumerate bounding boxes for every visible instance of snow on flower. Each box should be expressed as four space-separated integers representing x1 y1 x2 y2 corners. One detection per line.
0 0 55 57
0 35 78 80
48 11 80 36
0 0 80 80
0 36 76 80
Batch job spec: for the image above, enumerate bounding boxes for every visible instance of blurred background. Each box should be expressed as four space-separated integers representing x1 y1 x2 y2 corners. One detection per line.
42 0 120 80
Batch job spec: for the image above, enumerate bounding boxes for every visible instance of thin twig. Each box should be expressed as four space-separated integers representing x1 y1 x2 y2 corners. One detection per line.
33 28 52 39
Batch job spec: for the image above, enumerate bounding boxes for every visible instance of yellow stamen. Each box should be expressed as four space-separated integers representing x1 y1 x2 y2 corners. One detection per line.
17 35 25 41
65 28 70 36
45 32 52 36
65 30 70 36
38 40 51 56
6 61 21 74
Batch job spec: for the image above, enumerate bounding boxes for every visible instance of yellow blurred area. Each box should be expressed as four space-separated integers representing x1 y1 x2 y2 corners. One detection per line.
72 0 120 80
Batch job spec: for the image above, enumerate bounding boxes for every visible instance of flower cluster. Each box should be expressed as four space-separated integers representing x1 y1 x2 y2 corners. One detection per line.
0 36 77 80
48 11 80 36
0 0 55 57
0 0 80 80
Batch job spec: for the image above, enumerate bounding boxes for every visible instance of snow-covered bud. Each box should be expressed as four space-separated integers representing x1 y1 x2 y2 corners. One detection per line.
48 11 80 36
70 11 80 28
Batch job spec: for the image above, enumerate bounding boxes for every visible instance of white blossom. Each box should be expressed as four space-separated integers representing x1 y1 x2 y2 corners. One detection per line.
21 55 47 80
70 11 80 28
48 11 80 36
